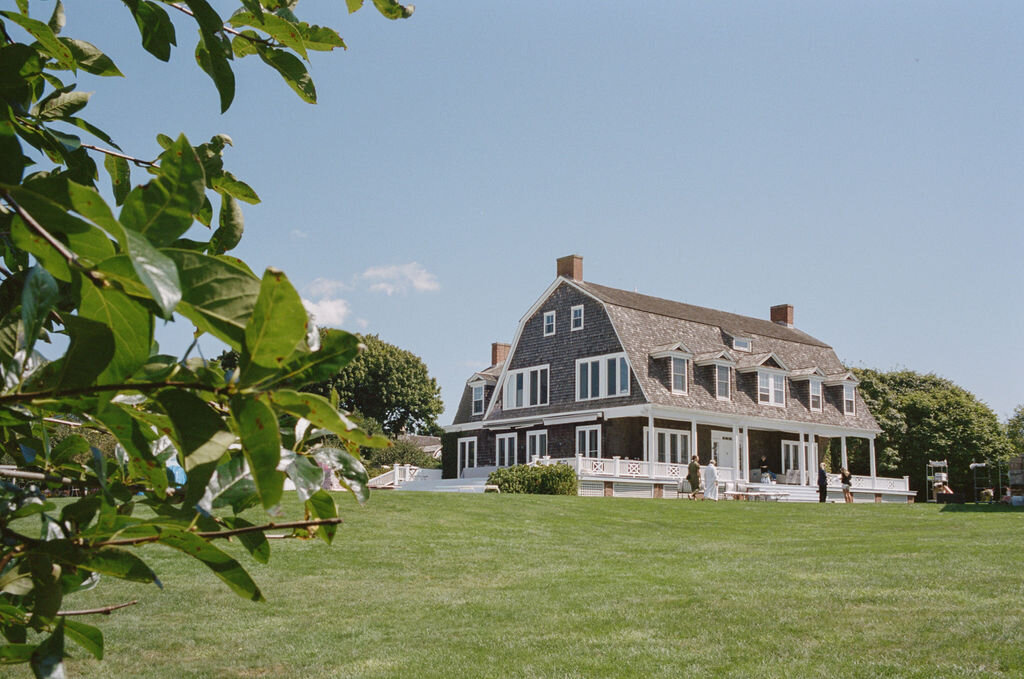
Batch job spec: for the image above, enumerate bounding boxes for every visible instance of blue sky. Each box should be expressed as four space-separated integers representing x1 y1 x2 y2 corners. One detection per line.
59 1 1024 422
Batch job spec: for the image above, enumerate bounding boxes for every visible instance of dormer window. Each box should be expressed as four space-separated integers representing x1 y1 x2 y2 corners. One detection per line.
757 371 786 407
571 305 584 331
809 379 823 412
732 337 752 352
671 357 688 394
843 384 856 415
716 365 731 400
543 311 556 337
472 384 484 415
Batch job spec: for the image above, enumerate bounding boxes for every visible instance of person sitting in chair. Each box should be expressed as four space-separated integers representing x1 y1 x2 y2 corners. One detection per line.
758 456 775 482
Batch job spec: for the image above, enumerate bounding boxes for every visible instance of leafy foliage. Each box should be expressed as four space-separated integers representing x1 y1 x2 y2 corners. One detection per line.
362 438 439 476
487 464 578 495
303 333 443 437
852 368 1010 497
0 0 411 675
1006 404 1024 458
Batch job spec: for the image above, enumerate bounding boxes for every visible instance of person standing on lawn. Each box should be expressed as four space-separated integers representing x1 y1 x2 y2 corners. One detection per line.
817 463 828 503
687 454 702 499
840 468 853 503
704 458 719 501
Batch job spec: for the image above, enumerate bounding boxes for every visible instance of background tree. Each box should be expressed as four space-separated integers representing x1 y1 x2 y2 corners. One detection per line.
1006 405 1024 458
0 1 410 675
853 368 1010 497
304 333 443 437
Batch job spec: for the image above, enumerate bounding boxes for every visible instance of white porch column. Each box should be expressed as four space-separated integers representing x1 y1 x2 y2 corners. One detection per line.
647 407 655 463
798 430 806 486
869 437 877 486
841 436 848 470
743 427 751 483
690 420 698 463
731 424 740 480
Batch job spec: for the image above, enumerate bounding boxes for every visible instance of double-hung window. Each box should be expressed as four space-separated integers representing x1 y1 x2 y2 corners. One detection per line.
571 305 584 331
576 425 601 457
503 365 549 410
843 384 856 415
809 380 822 412
576 353 630 401
671 357 688 394
643 427 689 464
457 437 477 473
471 384 484 415
757 372 786 407
716 365 731 400
543 311 556 336
496 433 517 467
526 430 547 461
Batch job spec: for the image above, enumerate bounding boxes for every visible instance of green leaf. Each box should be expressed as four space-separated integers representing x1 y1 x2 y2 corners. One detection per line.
163 249 260 349
154 389 234 472
77 276 152 384
182 0 224 36
266 328 361 388
48 0 66 35
64 619 103 661
119 134 205 247
21 266 58 356
123 229 181 318
93 405 168 497
195 29 235 113
270 389 388 449
0 43 43 107
29 620 65 679
0 119 24 185
295 23 346 52
210 194 243 254
9 215 69 282
0 643 35 663
53 314 115 389
255 46 316 103
238 0 263 20
124 0 177 62
197 455 258 514
346 0 363 13
99 155 129 207
66 116 121 149
371 0 415 19
211 171 259 204
58 37 123 77
231 395 283 510
242 268 307 374
229 11 307 59
313 446 369 505
220 517 269 563
79 547 158 583
282 450 323 502
51 434 91 465
156 529 264 601
0 11 76 70
36 90 91 121
304 489 338 543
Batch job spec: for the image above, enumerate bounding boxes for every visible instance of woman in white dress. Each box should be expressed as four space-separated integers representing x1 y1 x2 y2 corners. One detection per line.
703 458 719 501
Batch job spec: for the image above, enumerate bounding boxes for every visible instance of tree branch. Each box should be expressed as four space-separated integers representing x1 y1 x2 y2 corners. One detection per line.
0 380 233 405
167 2 277 46
0 192 82 268
94 518 343 547
58 600 138 617
81 143 157 168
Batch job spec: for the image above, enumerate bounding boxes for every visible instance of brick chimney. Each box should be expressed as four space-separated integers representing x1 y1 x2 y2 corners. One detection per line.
770 304 794 328
556 254 583 281
491 342 510 367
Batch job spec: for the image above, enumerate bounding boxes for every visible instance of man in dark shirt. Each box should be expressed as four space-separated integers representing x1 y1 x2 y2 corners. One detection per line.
817 463 828 502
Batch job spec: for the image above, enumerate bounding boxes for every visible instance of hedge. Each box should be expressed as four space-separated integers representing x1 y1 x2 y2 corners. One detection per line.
487 463 578 495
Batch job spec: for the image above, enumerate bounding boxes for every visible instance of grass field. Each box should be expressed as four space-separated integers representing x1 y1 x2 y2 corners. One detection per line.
51 492 1024 678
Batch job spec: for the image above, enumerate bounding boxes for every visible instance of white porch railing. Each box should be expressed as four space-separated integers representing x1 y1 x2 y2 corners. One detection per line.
367 464 423 489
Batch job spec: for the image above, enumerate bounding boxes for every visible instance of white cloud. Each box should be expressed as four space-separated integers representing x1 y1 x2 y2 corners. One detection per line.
356 318 369 330
291 229 308 239
362 262 440 295
307 277 350 298
302 297 350 327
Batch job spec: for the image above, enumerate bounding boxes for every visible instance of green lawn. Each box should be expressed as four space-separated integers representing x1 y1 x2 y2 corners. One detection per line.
53 493 1024 678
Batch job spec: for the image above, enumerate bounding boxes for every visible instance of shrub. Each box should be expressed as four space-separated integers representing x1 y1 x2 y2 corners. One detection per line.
488 463 578 495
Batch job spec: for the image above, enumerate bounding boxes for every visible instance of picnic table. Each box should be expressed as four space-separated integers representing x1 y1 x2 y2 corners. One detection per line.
724 490 789 502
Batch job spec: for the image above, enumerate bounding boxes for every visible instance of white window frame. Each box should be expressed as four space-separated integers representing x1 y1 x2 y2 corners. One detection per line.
571 304 584 331
471 384 484 415
757 370 786 407
526 430 547 461
843 384 856 415
671 357 688 394
716 365 731 401
496 432 517 467
576 424 601 458
642 426 690 464
457 437 477 473
732 337 752 352
575 352 630 401
503 365 550 410
809 379 823 412
543 310 556 337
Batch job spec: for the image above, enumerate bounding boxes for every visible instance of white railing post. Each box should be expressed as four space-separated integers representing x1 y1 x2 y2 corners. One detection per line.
613 456 621 477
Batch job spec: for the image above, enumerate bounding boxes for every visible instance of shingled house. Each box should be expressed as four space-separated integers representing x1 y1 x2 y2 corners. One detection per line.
443 255 913 502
